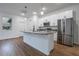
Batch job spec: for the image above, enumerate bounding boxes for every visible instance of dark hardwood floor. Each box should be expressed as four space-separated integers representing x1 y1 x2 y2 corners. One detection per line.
0 37 46 56
0 37 79 56
50 43 79 56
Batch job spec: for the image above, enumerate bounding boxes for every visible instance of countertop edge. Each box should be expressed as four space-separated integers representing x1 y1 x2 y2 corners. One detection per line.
22 31 54 35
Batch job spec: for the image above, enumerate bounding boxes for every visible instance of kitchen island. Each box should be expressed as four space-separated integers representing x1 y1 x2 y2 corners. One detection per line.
22 31 54 55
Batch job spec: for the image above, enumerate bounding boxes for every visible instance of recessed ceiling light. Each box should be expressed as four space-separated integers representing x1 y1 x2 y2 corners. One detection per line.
2 17 6 20
24 18 27 20
21 13 25 16
33 12 37 15
42 7 46 11
40 11 44 15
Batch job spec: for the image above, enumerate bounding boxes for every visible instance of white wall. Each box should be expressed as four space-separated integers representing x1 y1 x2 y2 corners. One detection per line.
25 15 38 32
0 13 25 32
12 16 25 31
0 12 38 32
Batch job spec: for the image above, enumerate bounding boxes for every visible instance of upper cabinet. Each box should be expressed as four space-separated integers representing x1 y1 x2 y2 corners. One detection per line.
39 10 73 27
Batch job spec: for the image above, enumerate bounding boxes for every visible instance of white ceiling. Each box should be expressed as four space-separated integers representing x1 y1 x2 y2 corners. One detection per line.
0 3 78 18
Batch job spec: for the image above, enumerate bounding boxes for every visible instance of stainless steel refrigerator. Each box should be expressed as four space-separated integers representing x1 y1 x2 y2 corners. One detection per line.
57 18 74 46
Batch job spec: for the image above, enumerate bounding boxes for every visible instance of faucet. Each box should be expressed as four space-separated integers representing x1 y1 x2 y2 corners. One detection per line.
33 26 35 32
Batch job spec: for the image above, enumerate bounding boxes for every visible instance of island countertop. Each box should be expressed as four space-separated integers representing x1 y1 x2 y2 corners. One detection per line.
22 31 55 35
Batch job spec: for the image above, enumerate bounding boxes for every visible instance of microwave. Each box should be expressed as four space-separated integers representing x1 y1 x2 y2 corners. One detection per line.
43 22 50 27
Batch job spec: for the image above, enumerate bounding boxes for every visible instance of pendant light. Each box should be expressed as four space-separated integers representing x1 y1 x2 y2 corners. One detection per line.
21 6 27 16
40 3 46 15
